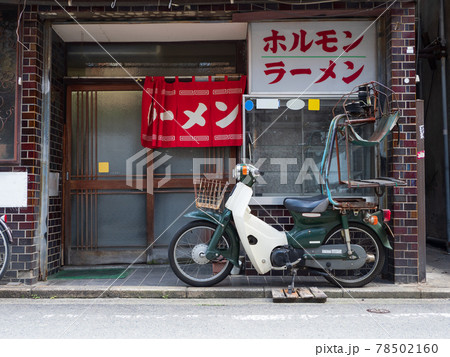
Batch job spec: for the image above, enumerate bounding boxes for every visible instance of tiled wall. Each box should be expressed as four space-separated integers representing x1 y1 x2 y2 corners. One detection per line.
0 1 419 284
47 31 65 275
5 10 44 284
34 1 399 13
386 1 418 283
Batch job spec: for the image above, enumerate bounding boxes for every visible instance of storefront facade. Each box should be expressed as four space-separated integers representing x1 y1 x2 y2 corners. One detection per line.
0 0 420 284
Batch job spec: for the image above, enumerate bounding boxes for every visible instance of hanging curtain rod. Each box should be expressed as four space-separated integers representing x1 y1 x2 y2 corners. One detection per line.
64 75 243 81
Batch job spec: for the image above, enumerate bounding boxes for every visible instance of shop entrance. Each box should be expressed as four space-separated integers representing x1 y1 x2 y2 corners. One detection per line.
65 84 151 265
64 82 238 265
58 22 246 265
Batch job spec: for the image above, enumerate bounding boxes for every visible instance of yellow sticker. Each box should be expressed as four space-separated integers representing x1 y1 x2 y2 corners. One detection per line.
308 99 320 111
98 162 109 173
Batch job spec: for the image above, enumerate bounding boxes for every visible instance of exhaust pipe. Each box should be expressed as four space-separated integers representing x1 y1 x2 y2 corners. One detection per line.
366 254 376 263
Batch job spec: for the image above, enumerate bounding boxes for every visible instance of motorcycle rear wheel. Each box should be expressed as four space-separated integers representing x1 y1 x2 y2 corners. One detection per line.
168 220 234 287
322 223 385 288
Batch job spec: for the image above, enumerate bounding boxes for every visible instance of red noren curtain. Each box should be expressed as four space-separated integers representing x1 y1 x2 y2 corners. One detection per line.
141 76 247 148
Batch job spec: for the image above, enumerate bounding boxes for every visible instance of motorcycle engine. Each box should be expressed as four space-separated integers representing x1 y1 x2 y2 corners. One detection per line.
270 246 304 268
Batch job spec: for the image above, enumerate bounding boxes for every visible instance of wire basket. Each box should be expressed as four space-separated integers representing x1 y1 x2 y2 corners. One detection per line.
194 178 229 210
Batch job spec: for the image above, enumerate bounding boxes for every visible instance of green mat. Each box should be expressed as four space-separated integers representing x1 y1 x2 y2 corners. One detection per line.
48 268 133 280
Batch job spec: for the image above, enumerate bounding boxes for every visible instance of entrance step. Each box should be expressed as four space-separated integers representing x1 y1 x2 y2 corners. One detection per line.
272 287 327 303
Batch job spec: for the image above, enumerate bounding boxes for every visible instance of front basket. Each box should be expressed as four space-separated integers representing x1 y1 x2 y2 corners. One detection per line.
194 178 229 210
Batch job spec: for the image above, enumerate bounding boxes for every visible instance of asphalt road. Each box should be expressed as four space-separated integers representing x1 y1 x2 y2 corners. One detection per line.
0 298 449 340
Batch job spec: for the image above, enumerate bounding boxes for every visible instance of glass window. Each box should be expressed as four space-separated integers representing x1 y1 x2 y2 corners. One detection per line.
243 96 375 199
0 9 19 162
66 42 240 77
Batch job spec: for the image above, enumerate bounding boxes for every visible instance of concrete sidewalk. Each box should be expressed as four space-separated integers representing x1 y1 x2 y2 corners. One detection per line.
1 245 448 299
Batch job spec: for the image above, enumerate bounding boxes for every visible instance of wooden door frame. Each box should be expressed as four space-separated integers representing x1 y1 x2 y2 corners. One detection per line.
64 82 152 265
63 80 238 265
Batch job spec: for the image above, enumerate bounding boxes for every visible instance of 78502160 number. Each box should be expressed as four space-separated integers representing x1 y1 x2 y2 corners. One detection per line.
376 344 439 354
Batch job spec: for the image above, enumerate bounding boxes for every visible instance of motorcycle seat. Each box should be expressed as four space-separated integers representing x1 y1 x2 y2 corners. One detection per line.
283 195 329 213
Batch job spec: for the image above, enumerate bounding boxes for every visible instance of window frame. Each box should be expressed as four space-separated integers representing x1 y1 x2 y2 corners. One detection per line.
242 94 376 205
0 8 21 164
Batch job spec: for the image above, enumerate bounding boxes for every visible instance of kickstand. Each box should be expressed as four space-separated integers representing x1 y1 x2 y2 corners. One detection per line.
287 269 297 294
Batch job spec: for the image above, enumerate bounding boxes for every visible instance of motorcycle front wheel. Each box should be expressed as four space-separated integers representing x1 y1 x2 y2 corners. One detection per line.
322 223 385 288
168 220 234 287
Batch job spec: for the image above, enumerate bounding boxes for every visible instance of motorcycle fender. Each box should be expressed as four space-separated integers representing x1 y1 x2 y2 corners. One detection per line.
365 224 393 250
183 210 240 267
377 224 393 250
368 212 393 250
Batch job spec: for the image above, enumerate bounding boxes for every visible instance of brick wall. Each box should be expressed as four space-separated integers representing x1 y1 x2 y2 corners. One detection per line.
47 31 65 275
34 1 409 19
3 11 66 283
3 11 65 283
386 1 418 283
36 1 371 14
3 9 45 284
250 205 294 232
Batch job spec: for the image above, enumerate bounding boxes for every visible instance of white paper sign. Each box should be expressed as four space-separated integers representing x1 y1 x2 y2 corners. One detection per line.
249 21 377 94
0 172 28 207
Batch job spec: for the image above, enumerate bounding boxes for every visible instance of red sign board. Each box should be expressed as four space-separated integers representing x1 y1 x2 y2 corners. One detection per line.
141 76 247 148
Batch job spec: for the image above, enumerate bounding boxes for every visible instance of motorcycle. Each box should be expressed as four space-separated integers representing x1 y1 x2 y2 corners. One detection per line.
168 82 403 289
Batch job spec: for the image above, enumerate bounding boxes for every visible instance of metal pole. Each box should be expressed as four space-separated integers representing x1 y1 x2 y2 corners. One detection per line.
439 0 450 253
416 100 426 281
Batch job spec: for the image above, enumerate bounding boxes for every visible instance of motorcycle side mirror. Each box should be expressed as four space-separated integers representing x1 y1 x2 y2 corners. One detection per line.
253 168 264 177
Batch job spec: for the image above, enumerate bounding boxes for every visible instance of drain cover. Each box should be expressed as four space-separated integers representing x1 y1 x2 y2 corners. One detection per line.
367 308 390 314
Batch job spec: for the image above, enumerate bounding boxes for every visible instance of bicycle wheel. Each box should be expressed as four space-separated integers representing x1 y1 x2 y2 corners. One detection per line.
168 220 234 287
323 223 385 288
0 226 11 280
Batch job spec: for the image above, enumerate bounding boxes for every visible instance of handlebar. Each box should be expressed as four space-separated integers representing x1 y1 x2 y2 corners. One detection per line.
233 163 263 180
247 164 262 177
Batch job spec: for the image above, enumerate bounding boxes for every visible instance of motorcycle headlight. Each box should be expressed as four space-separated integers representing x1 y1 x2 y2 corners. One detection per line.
232 164 248 180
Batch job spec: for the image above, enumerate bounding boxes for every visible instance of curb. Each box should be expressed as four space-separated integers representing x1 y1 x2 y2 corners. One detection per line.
1 285 450 299
0 286 32 298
